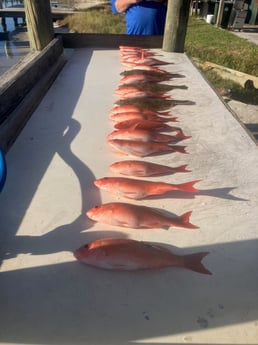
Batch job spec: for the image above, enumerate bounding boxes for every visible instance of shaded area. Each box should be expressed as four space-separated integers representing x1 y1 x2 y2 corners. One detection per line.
0 237 258 345
0 48 97 263
1 117 101 261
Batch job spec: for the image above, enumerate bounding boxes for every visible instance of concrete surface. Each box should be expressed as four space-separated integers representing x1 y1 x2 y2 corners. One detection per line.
225 97 258 142
230 25 258 45
0 48 258 345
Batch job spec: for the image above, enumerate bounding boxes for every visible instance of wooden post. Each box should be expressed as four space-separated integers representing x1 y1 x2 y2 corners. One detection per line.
24 0 54 51
162 0 191 52
215 0 224 27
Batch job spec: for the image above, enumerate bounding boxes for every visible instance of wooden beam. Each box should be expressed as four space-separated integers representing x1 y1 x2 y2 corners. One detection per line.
0 38 66 152
24 0 54 51
58 33 163 49
196 59 258 89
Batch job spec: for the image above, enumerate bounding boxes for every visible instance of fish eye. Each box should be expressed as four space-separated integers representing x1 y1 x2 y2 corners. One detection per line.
84 244 89 249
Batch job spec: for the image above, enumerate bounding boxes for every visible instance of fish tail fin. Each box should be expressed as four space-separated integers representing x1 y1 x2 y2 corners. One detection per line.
177 164 191 173
183 252 212 275
171 145 187 154
166 116 178 123
159 111 172 116
175 130 191 141
178 211 199 229
175 179 201 193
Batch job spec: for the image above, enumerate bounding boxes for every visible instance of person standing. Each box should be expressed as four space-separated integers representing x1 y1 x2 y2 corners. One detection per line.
111 0 167 35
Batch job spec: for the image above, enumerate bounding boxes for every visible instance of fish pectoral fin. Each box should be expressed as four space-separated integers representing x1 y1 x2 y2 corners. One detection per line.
134 170 144 176
124 191 142 199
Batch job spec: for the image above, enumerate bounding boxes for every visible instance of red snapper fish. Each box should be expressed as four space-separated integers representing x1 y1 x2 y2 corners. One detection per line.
117 88 171 100
119 45 143 51
114 119 176 131
120 69 174 80
86 202 198 229
132 57 172 66
131 65 168 74
94 177 200 200
122 56 172 67
114 85 170 98
109 112 177 123
109 160 191 177
108 139 187 157
109 105 171 117
119 74 170 85
74 238 211 274
120 50 156 57
119 46 156 56
107 128 189 143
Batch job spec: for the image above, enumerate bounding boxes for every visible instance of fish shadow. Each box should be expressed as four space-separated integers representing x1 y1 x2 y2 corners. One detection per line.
133 187 248 202
198 187 248 201
172 100 196 106
115 98 195 111
143 150 188 157
170 73 186 79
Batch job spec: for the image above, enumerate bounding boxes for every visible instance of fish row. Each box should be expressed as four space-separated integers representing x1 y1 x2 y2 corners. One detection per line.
74 46 211 275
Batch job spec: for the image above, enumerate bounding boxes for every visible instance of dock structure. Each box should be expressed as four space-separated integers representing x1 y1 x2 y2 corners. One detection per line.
0 4 78 31
0 4 77 19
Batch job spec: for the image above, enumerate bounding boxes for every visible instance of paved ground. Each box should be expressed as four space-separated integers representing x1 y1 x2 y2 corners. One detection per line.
230 25 258 45
223 97 258 143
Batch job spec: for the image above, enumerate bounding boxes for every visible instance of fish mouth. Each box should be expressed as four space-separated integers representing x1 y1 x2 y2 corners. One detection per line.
74 244 89 261
73 249 81 260
86 210 96 221
93 180 100 187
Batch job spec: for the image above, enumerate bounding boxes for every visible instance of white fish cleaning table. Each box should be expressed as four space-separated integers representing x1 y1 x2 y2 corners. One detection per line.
1 48 258 345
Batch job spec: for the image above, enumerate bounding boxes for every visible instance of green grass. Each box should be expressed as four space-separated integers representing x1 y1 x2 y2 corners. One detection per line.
63 7 126 34
63 11 258 104
185 17 258 76
185 17 258 104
